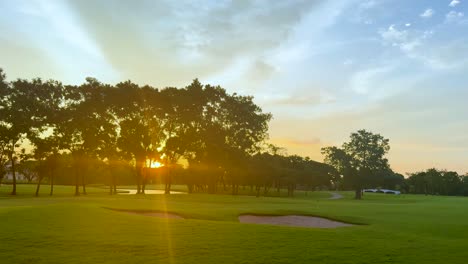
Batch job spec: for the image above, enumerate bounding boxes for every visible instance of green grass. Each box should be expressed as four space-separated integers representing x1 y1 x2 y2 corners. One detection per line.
0 184 467 263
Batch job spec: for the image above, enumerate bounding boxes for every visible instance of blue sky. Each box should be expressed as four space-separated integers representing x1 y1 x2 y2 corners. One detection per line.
1 0 467 173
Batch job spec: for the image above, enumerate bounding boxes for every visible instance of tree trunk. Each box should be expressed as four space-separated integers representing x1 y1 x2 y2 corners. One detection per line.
109 166 114 195
164 169 172 194
35 176 43 197
187 184 194 193
135 164 142 194
287 184 295 197
232 184 238 195
81 174 87 195
75 169 80 196
49 172 54 196
109 165 117 195
256 185 261 197
165 183 171 194
111 173 117 194
355 188 362 199
10 155 16 195
112 171 117 195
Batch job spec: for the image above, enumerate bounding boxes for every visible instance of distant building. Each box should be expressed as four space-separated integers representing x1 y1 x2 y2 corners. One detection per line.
2 163 27 182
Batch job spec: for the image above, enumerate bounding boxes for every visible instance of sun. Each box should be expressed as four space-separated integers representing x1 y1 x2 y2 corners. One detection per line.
150 161 164 168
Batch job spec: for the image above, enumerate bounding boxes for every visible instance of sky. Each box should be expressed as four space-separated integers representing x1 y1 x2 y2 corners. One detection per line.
1 0 467 174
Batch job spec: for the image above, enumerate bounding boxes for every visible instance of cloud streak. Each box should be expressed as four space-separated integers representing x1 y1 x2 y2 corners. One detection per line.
449 0 461 7
420 8 434 18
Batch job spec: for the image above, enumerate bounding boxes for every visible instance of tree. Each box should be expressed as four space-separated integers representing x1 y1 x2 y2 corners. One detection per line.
406 169 463 196
98 126 121 195
382 172 404 190
31 137 61 196
59 78 115 195
0 126 9 185
0 71 48 195
25 79 67 196
322 130 391 199
184 81 272 194
17 159 38 183
111 81 164 194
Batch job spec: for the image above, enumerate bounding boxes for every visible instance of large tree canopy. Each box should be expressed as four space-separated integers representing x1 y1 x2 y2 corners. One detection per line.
0 68 334 197
322 129 392 199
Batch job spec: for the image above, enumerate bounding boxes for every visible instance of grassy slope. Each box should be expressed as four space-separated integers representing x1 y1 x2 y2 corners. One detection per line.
0 185 467 264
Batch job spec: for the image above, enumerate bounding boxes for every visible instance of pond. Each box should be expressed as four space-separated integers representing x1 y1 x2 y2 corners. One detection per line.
117 189 187 195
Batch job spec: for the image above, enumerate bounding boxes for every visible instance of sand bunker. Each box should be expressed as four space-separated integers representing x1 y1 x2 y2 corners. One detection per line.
239 215 353 228
105 208 184 219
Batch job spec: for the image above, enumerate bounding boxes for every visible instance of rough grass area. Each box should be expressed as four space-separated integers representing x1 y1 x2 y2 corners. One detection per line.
1 184 467 263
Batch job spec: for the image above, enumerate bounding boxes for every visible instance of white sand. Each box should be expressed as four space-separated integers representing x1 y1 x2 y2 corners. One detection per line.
239 215 353 228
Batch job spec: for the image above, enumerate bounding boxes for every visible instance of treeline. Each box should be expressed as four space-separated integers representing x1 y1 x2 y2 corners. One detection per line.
0 68 333 196
320 130 468 199
352 168 468 197
404 169 468 196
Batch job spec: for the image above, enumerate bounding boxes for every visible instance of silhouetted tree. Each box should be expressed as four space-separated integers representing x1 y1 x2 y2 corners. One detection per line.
322 130 391 199
60 78 114 195
111 81 163 194
406 169 463 196
0 72 50 195
1 68 340 197
17 159 38 183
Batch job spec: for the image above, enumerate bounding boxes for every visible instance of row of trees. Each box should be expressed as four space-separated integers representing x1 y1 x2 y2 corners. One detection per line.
321 130 468 198
2 68 464 199
0 68 334 197
404 169 468 196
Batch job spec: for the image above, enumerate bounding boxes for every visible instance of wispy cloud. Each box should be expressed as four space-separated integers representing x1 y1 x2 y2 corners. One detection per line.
449 0 461 7
379 24 430 53
445 11 466 24
377 24 468 70
420 8 434 18
350 66 393 95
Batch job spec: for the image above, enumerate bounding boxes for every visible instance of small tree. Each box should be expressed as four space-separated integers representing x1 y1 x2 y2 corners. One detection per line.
17 159 38 183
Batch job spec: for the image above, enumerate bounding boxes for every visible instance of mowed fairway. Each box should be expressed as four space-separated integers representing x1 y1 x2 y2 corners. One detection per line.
1 185 467 264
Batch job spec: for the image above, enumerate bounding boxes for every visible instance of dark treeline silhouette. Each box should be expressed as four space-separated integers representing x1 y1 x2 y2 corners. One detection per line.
404 169 468 196
0 68 334 197
2 69 466 198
